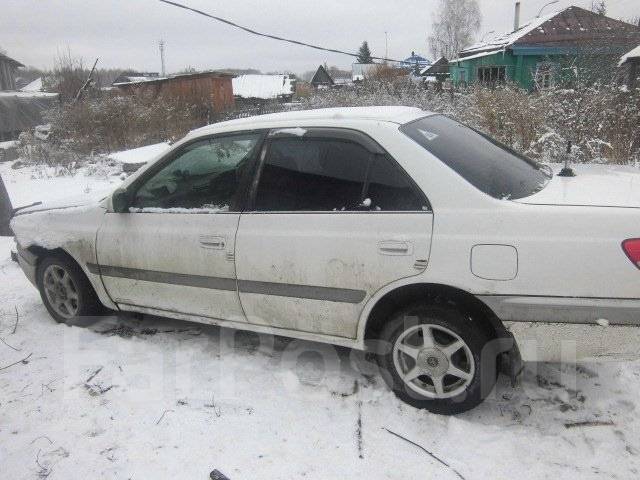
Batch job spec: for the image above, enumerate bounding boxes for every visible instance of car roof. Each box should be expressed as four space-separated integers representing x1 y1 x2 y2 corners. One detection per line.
189 106 432 137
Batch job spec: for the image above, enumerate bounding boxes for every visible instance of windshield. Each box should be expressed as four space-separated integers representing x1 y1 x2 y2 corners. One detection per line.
400 115 551 200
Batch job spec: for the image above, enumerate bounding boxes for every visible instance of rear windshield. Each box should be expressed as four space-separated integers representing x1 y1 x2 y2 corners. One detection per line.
400 115 551 200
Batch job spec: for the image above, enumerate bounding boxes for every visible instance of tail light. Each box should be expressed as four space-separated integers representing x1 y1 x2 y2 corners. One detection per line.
622 239 640 269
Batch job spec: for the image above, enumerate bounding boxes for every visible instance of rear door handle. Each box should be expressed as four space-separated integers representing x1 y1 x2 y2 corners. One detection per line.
378 240 413 256
199 235 226 250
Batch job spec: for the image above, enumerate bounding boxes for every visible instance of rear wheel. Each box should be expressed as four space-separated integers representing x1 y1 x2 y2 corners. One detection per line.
377 301 497 415
36 254 104 323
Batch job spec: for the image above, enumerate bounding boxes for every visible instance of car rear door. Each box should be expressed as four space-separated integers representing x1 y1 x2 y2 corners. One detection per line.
235 127 433 339
96 131 264 323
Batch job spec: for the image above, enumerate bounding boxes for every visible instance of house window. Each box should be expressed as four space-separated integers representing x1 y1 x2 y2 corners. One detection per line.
477 66 506 85
534 63 555 90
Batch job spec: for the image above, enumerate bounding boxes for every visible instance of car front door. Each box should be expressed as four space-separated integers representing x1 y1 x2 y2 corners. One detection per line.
235 128 433 339
96 131 264 323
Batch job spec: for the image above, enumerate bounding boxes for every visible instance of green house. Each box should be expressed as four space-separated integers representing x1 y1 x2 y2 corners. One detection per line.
449 6 640 90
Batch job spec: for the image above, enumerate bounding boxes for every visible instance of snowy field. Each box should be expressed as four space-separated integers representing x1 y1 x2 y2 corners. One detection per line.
1 156 640 479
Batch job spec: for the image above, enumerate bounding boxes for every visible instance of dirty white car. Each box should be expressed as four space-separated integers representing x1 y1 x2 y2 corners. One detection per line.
10 107 640 414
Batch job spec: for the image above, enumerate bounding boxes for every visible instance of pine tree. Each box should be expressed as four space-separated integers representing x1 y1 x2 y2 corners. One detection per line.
357 41 373 64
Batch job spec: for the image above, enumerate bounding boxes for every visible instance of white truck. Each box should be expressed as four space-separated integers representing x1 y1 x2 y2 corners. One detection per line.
10 107 640 414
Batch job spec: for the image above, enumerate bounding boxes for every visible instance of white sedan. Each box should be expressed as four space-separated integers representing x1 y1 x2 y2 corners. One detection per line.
10 107 640 414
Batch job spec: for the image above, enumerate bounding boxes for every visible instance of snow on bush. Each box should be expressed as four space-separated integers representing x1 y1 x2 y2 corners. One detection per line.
20 79 640 167
305 80 640 164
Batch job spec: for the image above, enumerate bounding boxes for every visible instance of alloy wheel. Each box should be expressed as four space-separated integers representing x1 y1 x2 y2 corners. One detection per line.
393 323 475 399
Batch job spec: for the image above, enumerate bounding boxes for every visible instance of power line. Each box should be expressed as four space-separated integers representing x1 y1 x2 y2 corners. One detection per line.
157 0 402 63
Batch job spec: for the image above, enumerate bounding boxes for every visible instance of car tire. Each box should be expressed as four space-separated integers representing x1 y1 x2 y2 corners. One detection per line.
376 301 498 415
36 254 104 323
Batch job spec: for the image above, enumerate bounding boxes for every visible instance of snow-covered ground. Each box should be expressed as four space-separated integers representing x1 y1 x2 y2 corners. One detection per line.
1 157 640 479
107 142 171 165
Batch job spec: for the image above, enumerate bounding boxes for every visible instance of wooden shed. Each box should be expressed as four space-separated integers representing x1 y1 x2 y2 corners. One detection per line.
0 53 24 91
114 71 235 113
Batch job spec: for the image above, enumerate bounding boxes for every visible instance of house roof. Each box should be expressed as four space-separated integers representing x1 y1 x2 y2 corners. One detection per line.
457 6 640 60
400 52 431 67
620 44 640 66
232 74 294 99
113 70 234 87
0 53 24 68
310 65 334 86
20 78 43 93
0 95 58 133
420 57 449 75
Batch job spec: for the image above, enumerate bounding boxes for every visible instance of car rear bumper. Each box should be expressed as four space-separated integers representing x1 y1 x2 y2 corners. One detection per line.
478 295 640 362
505 321 640 362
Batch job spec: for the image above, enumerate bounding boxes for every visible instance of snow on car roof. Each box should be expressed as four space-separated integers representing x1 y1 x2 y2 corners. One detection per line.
190 107 430 136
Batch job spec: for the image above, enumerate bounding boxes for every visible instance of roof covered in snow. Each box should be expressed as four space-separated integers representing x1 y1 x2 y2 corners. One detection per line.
232 74 294 99
20 78 43 93
420 57 449 75
0 94 58 134
113 71 234 87
455 6 640 61
400 52 431 67
620 45 640 66
0 53 24 68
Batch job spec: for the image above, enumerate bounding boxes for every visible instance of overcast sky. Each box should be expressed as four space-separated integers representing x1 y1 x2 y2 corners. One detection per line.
3 0 639 75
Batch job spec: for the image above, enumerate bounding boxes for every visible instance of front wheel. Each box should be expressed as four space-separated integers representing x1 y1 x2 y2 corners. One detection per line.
377 302 498 415
36 254 104 323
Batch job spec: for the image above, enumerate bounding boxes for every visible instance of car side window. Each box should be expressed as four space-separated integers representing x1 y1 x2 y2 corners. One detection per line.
255 137 370 211
367 155 428 211
131 133 261 211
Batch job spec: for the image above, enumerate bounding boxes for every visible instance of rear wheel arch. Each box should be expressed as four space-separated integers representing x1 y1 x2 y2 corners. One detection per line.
363 283 507 344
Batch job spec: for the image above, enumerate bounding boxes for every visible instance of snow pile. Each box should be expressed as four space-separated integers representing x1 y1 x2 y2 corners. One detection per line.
107 142 171 165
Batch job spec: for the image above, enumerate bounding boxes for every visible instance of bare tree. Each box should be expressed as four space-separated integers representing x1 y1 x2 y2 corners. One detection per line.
42 48 87 102
590 0 607 16
428 0 482 60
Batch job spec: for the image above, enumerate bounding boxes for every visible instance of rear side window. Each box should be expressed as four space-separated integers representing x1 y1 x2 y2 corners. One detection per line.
367 156 426 211
255 137 369 211
400 115 551 200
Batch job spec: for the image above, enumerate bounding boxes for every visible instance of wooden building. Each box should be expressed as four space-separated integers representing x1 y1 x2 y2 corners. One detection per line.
310 65 334 89
619 45 640 89
449 6 640 90
0 53 24 91
114 71 235 113
420 57 450 83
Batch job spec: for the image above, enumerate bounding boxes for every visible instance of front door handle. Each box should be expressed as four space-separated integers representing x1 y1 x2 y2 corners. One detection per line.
199 235 226 250
378 240 413 256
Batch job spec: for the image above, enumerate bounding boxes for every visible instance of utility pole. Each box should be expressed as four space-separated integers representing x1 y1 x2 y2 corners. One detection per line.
159 39 166 76
385 31 389 63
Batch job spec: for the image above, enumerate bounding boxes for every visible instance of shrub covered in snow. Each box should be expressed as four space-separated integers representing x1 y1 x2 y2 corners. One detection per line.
41 91 203 155
305 80 640 164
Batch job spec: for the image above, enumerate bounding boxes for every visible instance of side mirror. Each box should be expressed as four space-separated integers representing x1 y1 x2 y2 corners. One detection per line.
111 188 130 213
